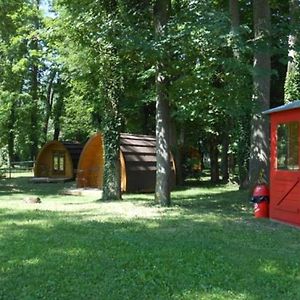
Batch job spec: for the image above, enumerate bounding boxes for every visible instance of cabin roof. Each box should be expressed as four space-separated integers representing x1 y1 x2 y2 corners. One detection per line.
120 133 156 165
120 133 157 192
120 133 155 152
62 141 84 169
263 100 300 115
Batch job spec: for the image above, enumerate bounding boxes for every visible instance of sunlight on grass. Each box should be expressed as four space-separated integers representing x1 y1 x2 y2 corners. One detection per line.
22 258 40 267
1 177 300 299
259 261 280 275
1 217 49 227
184 290 250 300
0 199 173 222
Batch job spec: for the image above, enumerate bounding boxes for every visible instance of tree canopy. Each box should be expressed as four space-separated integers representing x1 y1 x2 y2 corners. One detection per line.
0 0 299 202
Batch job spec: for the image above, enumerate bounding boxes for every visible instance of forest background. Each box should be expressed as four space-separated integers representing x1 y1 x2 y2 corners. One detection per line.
0 0 299 204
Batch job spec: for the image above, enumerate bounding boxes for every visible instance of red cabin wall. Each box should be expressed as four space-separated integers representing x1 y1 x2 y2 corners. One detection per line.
270 109 300 227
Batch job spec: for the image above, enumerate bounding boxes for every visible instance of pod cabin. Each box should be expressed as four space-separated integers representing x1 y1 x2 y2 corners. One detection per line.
34 141 84 181
76 133 176 192
264 100 300 227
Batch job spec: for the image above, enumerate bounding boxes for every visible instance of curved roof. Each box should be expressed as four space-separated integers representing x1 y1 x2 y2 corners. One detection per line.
120 133 175 192
76 132 176 192
62 142 84 170
120 133 156 165
34 140 84 177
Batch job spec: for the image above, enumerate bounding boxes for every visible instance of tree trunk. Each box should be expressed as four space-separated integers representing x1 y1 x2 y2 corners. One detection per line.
102 118 121 201
142 103 155 135
237 118 251 189
284 0 300 103
43 70 56 143
53 80 64 140
229 0 240 58
170 120 184 186
249 0 271 189
53 104 62 140
229 0 250 189
176 126 185 185
7 102 16 164
101 50 122 201
29 1 40 160
221 133 229 182
209 136 219 184
229 0 239 31
30 60 39 160
154 0 172 206
155 77 171 205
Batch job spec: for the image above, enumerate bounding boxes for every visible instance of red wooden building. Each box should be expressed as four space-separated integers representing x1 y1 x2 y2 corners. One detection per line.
264 100 300 227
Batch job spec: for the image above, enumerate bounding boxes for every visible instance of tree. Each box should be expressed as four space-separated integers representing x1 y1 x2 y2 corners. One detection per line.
228 0 251 188
154 0 172 206
249 0 271 188
29 0 41 160
229 0 240 58
218 0 242 184
54 0 127 200
284 0 300 103
100 46 123 201
0 0 45 161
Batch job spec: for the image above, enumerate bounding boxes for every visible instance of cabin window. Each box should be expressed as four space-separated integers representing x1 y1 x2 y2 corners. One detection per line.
277 122 299 170
52 151 65 174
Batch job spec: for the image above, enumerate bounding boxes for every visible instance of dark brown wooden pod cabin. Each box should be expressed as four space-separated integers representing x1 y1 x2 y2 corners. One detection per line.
34 141 84 180
76 133 176 192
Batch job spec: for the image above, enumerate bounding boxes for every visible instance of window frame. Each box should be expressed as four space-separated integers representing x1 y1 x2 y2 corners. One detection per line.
52 151 66 175
276 121 299 171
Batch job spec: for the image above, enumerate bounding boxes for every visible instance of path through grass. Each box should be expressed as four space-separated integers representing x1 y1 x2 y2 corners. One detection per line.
0 177 300 299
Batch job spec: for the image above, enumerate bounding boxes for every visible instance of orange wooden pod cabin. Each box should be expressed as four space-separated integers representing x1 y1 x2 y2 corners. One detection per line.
34 141 84 180
76 133 176 192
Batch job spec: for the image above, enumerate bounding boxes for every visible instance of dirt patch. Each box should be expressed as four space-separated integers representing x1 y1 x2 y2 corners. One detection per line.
61 188 102 197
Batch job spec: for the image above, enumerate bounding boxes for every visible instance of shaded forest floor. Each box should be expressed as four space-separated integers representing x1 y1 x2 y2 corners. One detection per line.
0 176 300 299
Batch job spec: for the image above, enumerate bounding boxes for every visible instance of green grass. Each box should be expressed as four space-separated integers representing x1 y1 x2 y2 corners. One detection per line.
1 177 300 299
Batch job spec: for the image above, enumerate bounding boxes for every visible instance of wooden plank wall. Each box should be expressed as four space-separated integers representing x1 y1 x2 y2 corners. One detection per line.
120 133 176 192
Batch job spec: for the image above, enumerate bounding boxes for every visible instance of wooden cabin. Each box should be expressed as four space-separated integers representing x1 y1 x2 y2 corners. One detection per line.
34 141 84 181
76 133 176 192
263 100 300 227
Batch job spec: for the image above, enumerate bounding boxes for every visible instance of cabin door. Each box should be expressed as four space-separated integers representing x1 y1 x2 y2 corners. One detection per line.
270 121 300 226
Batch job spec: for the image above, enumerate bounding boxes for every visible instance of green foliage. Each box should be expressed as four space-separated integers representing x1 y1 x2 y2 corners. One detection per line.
54 0 127 199
284 55 300 102
0 0 297 189
0 0 55 160
0 90 35 160
60 88 95 142
52 0 257 189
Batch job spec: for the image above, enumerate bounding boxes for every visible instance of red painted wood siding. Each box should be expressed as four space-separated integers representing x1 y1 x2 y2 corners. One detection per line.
270 109 300 226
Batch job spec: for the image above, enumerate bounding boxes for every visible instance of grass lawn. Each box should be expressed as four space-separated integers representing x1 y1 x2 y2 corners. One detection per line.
0 177 300 300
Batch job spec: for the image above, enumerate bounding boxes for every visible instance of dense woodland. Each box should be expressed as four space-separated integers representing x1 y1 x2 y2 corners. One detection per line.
0 0 299 204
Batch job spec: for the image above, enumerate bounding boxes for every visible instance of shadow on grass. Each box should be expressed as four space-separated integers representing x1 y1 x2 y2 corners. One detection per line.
126 185 252 221
0 206 300 299
172 189 251 218
0 176 75 197
0 176 300 298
